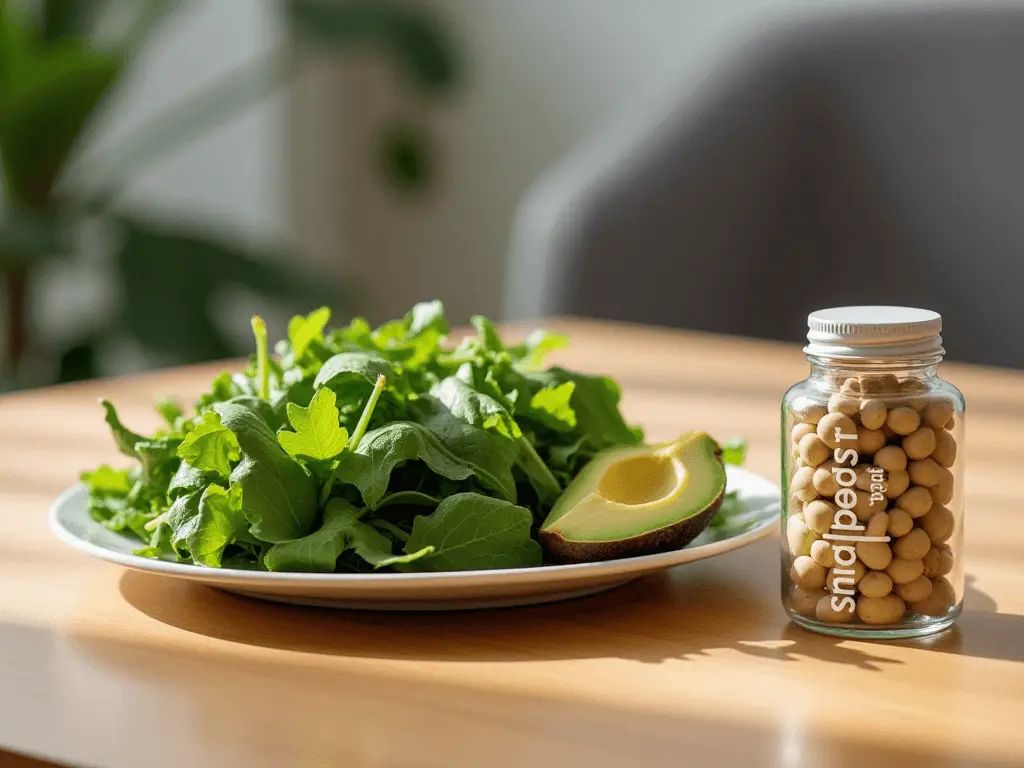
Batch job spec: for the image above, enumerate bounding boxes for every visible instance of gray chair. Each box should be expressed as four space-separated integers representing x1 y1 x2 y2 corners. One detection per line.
507 8 1024 368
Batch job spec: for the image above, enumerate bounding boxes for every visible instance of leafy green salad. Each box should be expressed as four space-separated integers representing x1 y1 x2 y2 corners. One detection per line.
83 302 655 572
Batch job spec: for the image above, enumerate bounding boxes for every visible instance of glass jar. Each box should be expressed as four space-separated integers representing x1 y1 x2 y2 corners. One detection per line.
781 307 965 638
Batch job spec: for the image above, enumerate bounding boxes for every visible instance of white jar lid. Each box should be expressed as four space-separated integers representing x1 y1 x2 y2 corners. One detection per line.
805 306 944 360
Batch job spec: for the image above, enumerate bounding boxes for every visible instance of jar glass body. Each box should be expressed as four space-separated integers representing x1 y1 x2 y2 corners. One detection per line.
780 360 965 638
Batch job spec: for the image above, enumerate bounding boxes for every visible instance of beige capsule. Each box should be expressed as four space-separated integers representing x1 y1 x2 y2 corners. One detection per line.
792 465 818 503
860 374 900 395
902 426 937 461
857 540 894 571
792 422 816 447
944 415 955 431
865 511 889 538
887 407 922 436
810 539 836 568
791 555 828 590
817 412 858 450
792 398 828 425
853 489 885 522
887 507 914 538
857 426 886 455
923 399 955 429
885 470 911 499
874 445 908 472
804 499 837 535
859 570 894 598
896 485 934 518
908 458 944 487
918 504 954 544
931 429 958 468
896 574 933 603
791 585 827 616
827 560 867 592
886 557 925 585
840 377 862 394
898 378 931 411
857 594 907 625
829 392 860 417
798 433 831 467
787 515 819 556
922 544 954 578
930 471 955 505
893 527 932 560
854 465 875 491
816 594 856 623
812 465 841 496
859 399 888 431
909 576 956 617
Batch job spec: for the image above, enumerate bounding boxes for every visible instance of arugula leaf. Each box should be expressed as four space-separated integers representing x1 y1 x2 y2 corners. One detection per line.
81 465 133 495
336 420 504 508
522 367 642 448
168 459 208 498
187 484 248 567
155 397 183 427
411 395 517 502
277 387 349 462
510 329 569 371
264 499 432 572
404 493 542 570
215 402 318 543
719 437 747 466
288 306 331 360
527 381 577 432
100 399 146 458
314 352 395 391
470 315 504 353
177 411 240 478
430 376 521 439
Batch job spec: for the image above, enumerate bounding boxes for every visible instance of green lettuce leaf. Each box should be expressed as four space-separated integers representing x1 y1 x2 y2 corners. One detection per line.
177 411 240 478
404 493 542 571
215 402 318 543
277 387 349 462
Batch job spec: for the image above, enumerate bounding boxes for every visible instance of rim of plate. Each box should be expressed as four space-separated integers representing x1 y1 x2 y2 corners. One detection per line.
49 466 779 584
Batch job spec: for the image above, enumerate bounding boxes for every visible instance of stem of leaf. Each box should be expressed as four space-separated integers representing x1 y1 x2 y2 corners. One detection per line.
371 519 410 543
144 510 169 532
251 315 270 400
348 375 386 450
517 437 562 501
318 476 336 507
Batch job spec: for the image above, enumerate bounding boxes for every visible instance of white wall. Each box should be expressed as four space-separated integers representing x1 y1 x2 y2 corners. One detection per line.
292 0 942 325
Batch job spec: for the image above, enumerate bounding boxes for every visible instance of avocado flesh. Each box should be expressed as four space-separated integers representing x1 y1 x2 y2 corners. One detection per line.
540 432 726 563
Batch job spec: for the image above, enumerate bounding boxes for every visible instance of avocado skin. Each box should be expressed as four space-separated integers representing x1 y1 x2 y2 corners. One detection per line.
539 485 725 564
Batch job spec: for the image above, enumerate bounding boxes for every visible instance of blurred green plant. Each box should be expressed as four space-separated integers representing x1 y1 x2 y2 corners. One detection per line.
0 0 458 389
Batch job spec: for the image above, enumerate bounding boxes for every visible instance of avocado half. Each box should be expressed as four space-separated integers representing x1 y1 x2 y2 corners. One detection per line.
539 432 727 563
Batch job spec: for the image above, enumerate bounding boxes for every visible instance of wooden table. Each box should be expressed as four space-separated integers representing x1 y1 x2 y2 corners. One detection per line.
2 319 1022 768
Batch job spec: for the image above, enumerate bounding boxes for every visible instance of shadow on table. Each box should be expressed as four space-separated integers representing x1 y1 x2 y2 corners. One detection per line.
118 539 1024 669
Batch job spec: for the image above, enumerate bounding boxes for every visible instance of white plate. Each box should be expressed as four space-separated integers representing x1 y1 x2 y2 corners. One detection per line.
50 465 779 611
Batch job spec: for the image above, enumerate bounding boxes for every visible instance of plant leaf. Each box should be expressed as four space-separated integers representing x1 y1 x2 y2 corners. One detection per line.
185 484 248 567
278 387 349 462
404 493 542 571
100 399 145 458
177 411 240 478
430 376 521 440
719 437 747 466
335 421 488 509
528 381 577 432
215 402 318 543
288 306 331 360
